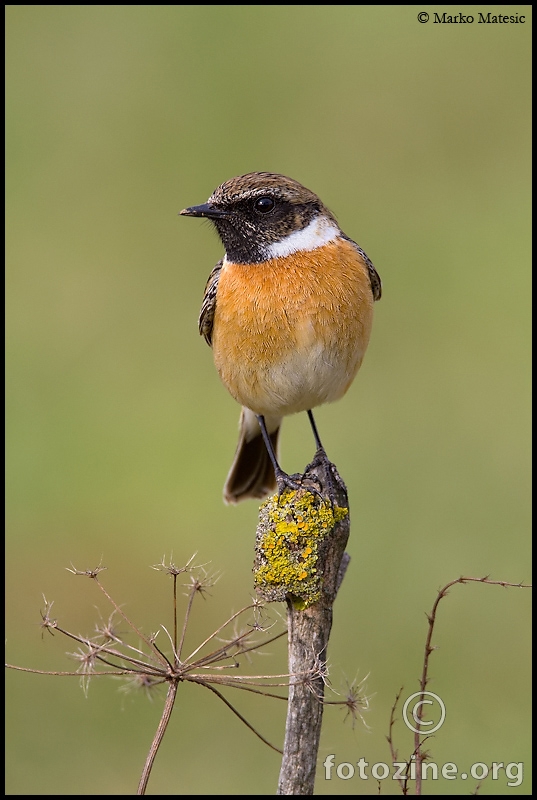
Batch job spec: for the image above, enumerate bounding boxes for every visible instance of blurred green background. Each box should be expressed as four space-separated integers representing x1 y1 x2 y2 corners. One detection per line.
6 5 531 795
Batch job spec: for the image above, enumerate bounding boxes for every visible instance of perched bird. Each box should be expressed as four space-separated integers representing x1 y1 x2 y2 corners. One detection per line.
181 172 381 504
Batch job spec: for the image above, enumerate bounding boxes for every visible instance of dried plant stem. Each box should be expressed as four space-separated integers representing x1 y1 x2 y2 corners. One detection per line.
387 687 409 795
9 560 331 795
137 681 178 795
203 682 283 754
413 576 532 795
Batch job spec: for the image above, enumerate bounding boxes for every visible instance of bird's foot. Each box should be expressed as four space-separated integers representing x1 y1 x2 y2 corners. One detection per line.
274 468 327 506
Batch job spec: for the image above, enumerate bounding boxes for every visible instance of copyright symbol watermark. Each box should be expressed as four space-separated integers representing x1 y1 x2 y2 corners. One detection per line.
402 691 446 734
417 12 429 23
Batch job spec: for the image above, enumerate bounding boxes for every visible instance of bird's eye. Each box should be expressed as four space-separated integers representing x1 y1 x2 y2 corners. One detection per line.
254 196 276 214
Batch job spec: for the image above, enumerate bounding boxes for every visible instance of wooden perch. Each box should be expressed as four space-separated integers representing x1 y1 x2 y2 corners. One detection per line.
253 453 351 795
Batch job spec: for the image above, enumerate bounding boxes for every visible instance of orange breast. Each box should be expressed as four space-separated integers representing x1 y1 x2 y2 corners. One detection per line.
212 238 375 417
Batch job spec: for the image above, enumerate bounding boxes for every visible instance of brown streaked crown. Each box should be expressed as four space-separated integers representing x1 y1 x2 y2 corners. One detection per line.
181 172 339 263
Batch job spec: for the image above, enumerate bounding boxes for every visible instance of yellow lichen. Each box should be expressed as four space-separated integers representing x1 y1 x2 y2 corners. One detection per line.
254 488 348 606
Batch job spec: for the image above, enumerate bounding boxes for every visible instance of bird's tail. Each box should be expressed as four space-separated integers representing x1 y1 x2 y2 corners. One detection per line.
223 408 281 504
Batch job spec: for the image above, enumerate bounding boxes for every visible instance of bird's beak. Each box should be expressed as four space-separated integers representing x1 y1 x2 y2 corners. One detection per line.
179 203 230 219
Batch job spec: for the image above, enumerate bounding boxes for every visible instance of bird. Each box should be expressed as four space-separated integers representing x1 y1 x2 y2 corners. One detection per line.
180 172 381 504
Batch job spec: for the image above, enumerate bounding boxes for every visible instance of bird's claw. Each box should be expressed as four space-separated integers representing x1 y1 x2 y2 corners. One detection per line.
274 469 329 506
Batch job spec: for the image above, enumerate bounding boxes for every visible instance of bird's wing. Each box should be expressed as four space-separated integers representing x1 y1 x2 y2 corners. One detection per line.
346 237 382 301
198 258 223 346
